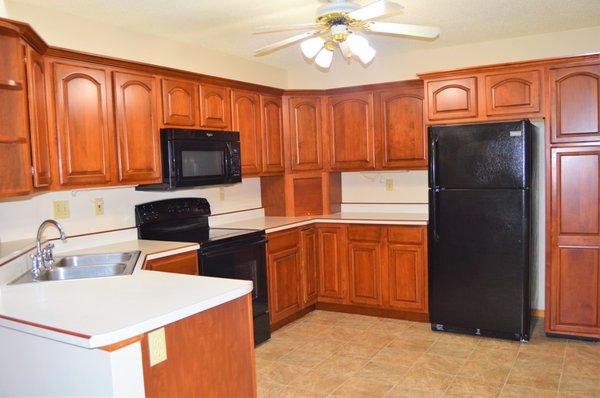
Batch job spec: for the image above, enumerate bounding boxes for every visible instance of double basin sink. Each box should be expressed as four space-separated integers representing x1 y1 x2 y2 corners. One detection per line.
10 251 141 285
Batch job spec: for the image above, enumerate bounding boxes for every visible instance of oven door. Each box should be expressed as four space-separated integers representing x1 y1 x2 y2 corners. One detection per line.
171 140 231 187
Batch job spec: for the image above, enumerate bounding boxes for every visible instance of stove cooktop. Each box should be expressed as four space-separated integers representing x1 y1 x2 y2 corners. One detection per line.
207 228 261 242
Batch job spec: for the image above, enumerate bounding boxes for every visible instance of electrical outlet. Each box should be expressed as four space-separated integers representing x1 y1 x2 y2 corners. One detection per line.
53 200 70 219
148 328 167 366
219 187 225 201
93 198 104 216
385 179 394 192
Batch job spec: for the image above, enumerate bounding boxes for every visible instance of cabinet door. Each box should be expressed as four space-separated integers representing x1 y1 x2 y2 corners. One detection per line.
26 47 52 188
375 88 426 169
550 64 600 143
300 227 318 306
288 96 322 172
161 78 197 126
53 62 114 186
426 77 478 121
113 71 161 184
144 251 199 275
327 92 375 170
317 225 347 303
484 70 541 117
549 147 600 337
386 243 427 312
232 89 262 176
0 34 32 197
348 241 383 306
199 83 231 130
260 94 284 174
268 246 302 324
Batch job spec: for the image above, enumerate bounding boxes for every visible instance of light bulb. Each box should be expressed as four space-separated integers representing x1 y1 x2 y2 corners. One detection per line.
314 47 333 68
356 44 376 64
300 37 324 59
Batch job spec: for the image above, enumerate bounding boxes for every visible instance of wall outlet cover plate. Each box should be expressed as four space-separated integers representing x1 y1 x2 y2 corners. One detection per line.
148 327 167 366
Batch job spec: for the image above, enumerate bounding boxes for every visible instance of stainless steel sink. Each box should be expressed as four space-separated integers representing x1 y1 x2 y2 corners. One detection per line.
9 251 141 285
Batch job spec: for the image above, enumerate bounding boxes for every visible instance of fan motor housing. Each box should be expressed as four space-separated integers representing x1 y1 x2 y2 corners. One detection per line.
316 0 361 18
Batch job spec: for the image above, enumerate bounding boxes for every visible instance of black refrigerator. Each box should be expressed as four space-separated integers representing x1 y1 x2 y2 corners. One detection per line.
428 120 534 341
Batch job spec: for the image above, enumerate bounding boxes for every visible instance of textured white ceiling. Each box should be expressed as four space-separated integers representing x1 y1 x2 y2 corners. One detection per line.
11 0 600 69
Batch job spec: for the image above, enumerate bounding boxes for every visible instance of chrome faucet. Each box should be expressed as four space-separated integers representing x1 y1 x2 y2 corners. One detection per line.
31 220 67 278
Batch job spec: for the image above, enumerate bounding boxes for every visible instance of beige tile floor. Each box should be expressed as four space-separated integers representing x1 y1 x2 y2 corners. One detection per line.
255 311 600 397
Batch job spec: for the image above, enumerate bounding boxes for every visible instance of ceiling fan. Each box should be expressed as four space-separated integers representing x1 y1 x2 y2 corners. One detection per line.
253 0 441 69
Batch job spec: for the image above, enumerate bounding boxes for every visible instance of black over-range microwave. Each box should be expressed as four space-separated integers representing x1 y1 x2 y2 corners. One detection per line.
137 129 242 191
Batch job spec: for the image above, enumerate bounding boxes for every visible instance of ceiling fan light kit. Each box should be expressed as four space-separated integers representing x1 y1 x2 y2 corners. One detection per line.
254 0 440 70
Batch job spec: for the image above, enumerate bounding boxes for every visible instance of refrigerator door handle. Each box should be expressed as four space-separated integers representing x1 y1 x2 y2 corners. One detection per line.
432 188 440 241
431 137 439 189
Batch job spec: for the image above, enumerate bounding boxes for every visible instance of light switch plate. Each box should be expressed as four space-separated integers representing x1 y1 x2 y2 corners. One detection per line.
148 327 167 366
385 179 394 192
93 198 104 216
53 200 70 219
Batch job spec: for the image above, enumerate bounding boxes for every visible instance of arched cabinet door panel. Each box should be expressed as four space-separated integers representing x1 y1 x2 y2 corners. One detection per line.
113 71 161 184
484 70 541 116
53 62 114 186
426 77 478 121
550 64 600 143
288 96 323 172
161 78 197 126
199 83 231 130
231 89 262 176
260 94 284 174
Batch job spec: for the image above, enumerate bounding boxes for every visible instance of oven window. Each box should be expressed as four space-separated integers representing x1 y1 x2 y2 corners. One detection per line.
181 151 224 177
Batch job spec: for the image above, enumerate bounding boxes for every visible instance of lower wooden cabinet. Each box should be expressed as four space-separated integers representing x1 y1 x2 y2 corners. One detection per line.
299 227 318 306
144 251 199 275
347 225 383 306
316 224 348 303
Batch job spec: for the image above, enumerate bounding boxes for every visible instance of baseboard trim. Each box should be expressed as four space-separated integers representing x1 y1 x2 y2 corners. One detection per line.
270 305 315 332
316 302 429 323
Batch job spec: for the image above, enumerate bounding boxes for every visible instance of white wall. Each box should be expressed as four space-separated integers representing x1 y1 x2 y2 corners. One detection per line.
4 1 287 88
0 0 7 17
287 25 600 89
0 178 262 242
342 171 428 204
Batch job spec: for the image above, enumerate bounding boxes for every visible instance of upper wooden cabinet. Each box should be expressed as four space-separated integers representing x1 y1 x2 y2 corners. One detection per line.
53 61 114 187
549 146 600 338
375 86 426 169
113 71 161 184
484 69 541 117
0 30 32 197
231 89 262 176
549 63 600 143
287 96 323 172
199 83 231 130
160 78 197 126
426 77 478 121
26 47 51 189
260 94 285 174
327 92 375 170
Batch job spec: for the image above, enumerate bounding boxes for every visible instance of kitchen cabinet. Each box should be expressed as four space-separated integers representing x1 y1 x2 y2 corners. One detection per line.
299 226 318 306
426 77 478 121
160 78 197 126
266 229 302 325
232 89 262 176
548 147 600 338
326 91 375 170
484 69 541 117
198 83 231 130
26 47 52 188
347 226 383 306
287 96 323 172
53 61 115 187
113 71 161 184
374 85 427 169
549 63 600 143
0 29 33 197
386 226 428 313
260 94 285 174
316 224 347 303
144 251 199 275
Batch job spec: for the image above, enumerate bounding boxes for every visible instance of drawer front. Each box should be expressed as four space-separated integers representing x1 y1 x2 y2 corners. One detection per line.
145 251 199 275
347 225 382 242
267 228 299 253
387 226 425 244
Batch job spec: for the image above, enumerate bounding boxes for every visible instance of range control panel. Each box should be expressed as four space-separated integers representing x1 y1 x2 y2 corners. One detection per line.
135 198 211 225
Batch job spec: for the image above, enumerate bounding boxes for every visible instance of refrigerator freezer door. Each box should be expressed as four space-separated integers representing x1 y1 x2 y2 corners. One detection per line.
429 188 530 338
429 121 531 189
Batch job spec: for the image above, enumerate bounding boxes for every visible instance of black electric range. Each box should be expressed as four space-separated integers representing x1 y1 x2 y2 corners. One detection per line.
135 198 270 345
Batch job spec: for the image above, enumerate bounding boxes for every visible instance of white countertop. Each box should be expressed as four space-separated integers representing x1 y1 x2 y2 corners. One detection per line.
216 211 428 233
0 238 252 349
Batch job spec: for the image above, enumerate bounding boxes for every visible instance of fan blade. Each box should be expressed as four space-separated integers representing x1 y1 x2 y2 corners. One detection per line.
254 23 322 34
254 30 321 56
365 21 440 39
348 0 404 21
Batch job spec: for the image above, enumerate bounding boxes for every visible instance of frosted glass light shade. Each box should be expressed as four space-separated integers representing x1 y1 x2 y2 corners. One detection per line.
346 33 376 64
356 44 376 64
315 47 333 68
300 37 325 59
